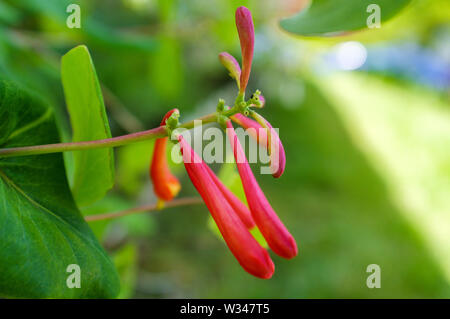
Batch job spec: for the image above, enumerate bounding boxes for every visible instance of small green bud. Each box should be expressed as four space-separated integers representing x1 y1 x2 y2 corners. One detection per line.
166 111 180 130
217 99 225 113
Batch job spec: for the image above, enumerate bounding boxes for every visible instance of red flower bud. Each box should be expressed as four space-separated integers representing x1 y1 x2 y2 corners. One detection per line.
204 163 255 229
150 109 181 201
226 120 297 259
235 6 255 94
179 136 274 279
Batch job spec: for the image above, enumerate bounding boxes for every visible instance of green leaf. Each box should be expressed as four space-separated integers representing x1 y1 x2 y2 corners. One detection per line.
280 0 411 36
61 45 114 207
0 80 119 298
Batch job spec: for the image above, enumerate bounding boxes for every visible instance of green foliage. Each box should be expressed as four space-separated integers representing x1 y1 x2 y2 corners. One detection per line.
0 81 119 298
320 73 450 280
12 0 157 52
114 243 138 299
149 35 183 100
280 0 411 36
61 45 114 207
0 1 21 25
116 140 154 197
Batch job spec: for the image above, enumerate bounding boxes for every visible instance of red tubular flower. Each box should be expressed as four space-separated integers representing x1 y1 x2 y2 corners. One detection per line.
230 113 286 178
226 120 297 259
235 6 254 94
179 135 274 279
204 164 255 229
218 52 241 90
150 109 181 201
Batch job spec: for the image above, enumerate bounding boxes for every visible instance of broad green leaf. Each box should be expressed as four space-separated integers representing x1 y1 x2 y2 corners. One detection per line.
280 0 411 36
61 45 114 207
0 80 119 298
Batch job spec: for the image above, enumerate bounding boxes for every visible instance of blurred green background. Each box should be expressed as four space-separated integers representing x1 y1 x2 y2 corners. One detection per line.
0 0 449 298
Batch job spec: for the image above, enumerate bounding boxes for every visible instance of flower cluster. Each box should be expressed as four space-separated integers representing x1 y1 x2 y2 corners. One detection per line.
150 7 297 279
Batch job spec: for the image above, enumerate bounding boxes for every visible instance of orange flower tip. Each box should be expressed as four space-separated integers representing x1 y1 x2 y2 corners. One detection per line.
154 179 180 201
167 178 181 198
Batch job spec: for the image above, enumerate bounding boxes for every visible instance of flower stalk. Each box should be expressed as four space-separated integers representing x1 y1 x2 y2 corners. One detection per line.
0 106 241 159
0 126 167 158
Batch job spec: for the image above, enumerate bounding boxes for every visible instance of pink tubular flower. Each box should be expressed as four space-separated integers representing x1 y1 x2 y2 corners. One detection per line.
230 113 286 178
150 109 181 201
179 136 274 279
226 120 297 259
235 6 254 94
218 52 241 90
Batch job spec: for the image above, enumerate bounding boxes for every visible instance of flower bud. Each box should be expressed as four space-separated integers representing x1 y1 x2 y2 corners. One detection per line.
150 109 181 201
235 6 255 94
218 52 241 89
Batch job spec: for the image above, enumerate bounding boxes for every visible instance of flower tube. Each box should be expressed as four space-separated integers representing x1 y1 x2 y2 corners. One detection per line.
226 120 297 259
179 135 274 278
204 164 255 229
